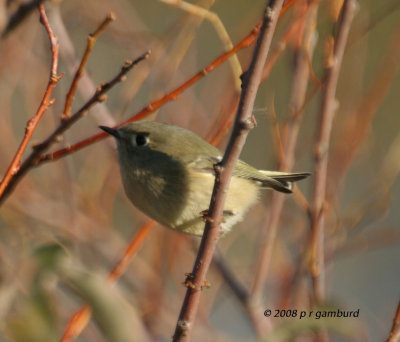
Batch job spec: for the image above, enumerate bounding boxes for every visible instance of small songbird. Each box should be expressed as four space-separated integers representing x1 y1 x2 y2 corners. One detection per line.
100 121 310 236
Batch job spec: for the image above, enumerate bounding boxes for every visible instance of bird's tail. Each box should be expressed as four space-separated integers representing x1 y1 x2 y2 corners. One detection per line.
258 171 311 193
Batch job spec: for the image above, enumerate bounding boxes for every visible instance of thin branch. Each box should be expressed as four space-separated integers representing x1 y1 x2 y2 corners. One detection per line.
212 249 249 304
51 6 116 126
0 5 60 199
387 300 400 342
0 52 150 205
207 0 320 150
328 17 400 204
159 0 243 91
309 0 356 304
62 12 116 120
60 221 155 342
251 0 318 301
17 0 302 166
107 221 155 283
60 306 91 342
172 1 285 341
36 21 263 164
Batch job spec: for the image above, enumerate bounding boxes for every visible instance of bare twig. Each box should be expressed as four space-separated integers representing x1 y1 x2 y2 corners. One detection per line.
328 17 400 204
60 306 91 342
50 6 116 126
250 0 318 302
159 0 243 91
172 1 285 341
36 21 263 164
207 0 316 148
212 249 249 304
62 12 116 120
309 0 356 304
387 300 400 342
0 5 60 199
0 52 150 205
18 0 302 167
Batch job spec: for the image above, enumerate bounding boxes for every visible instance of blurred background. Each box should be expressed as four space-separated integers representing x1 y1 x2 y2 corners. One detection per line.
0 0 399 341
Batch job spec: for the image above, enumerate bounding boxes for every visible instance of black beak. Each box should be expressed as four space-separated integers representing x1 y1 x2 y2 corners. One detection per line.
99 126 120 139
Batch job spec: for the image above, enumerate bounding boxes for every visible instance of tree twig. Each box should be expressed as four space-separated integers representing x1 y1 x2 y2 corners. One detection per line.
4 0 301 177
60 221 155 342
309 0 356 304
0 5 60 199
386 299 400 342
0 52 150 205
172 1 285 341
250 0 319 302
36 20 263 164
62 12 116 120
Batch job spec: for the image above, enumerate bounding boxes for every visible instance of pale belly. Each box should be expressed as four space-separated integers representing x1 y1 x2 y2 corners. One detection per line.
169 171 259 236
122 167 260 236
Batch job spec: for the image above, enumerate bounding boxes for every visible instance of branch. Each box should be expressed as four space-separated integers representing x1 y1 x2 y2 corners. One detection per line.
60 221 155 342
386 300 400 342
1 0 302 196
250 0 319 302
172 1 285 341
0 5 60 199
0 52 150 205
62 12 116 120
309 0 356 303
35 21 262 164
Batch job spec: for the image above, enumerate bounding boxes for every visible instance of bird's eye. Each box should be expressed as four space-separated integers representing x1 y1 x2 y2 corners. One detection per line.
135 134 149 147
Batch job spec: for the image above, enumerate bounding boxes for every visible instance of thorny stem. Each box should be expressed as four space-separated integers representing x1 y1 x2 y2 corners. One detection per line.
172 1 285 341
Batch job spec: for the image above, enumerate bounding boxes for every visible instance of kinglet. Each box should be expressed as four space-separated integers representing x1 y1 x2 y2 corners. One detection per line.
100 121 309 236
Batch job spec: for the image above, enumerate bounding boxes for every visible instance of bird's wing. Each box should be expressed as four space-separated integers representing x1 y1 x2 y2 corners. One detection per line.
233 161 299 193
187 155 309 194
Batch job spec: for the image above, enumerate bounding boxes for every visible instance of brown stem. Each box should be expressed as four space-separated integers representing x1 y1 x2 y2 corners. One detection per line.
250 0 318 302
328 18 400 205
0 52 150 205
62 12 116 120
0 0 301 205
387 300 400 342
310 0 356 305
0 5 60 200
60 221 155 342
172 1 284 341
36 21 263 164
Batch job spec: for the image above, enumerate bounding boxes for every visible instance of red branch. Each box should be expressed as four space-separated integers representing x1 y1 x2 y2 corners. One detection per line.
172 1 285 341
37 22 263 163
60 221 155 342
0 53 149 205
38 1 300 164
0 5 60 198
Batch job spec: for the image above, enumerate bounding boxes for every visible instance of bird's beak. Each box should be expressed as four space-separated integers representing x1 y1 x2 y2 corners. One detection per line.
99 126 120 139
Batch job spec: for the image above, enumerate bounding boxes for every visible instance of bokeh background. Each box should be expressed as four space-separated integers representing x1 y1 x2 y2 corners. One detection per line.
0 0 399 341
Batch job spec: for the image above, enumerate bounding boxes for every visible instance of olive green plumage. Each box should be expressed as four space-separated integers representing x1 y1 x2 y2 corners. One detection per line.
100 121 309 236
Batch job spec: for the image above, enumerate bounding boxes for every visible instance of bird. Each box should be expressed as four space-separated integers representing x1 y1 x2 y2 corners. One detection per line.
100 121 310 236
